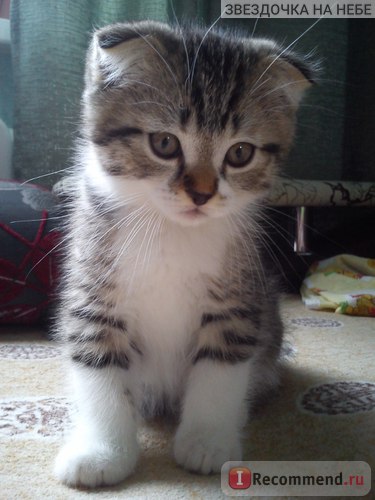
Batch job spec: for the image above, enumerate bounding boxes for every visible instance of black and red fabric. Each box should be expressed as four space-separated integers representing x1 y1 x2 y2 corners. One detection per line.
0 180 62 324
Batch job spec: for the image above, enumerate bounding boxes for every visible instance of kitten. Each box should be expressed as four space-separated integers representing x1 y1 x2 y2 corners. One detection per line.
54 21 314 488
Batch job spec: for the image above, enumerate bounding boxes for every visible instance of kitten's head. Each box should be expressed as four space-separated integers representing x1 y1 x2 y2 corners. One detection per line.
82 21 315 226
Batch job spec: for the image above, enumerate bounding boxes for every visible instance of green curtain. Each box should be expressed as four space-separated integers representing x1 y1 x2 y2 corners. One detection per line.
343 20 375 181
10 1 375 185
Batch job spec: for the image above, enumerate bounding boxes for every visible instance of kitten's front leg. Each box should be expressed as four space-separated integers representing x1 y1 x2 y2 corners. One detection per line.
173 359 250 474
54 365 139 488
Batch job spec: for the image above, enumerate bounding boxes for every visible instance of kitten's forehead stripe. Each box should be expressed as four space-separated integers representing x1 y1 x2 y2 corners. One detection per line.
220 60 246 130
179 107 191 126
184 31 255 132
232 113 241 131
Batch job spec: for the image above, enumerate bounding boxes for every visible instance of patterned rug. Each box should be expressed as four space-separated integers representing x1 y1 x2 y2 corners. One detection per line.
1 295 374 499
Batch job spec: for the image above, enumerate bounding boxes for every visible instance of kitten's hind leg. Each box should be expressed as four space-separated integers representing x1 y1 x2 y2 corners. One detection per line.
54 365 139 488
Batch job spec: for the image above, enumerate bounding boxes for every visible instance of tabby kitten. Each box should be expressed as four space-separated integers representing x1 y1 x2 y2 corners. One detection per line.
54 21 313 487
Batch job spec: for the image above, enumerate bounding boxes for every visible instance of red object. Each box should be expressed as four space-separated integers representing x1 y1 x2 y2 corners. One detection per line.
0 210 61 324
0 0 10 19
228 467 252 489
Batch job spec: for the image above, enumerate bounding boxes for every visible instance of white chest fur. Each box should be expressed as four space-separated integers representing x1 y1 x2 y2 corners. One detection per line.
114 216 229 408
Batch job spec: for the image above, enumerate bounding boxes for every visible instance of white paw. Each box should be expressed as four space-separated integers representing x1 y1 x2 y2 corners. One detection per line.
54 439 140 488
173 426 242 474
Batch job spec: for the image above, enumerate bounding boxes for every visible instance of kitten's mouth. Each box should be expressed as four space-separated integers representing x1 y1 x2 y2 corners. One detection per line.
180 207 206 219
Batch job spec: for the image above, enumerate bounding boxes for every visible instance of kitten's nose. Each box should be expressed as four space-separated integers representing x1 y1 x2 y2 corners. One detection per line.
183 173 217 206
189 190 213 206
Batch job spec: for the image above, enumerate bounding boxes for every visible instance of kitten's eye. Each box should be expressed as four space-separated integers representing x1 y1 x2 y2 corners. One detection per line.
225 142 255 168
149 132 181 159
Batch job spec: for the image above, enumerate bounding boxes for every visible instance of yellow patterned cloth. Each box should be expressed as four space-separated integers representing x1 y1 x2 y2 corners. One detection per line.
301 254 375 317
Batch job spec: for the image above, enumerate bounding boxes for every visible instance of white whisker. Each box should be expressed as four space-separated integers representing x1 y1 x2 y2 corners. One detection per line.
23 192 144 281
20 168 74 185
250 15 325 96
251 214 297 288
234 210 268 296
25 236 67 281
10 215 67 224
123 78 176 105
139 211 161 277
169 0 190 99
130 28 184 105
226 214 245 293
112 206 152 269
252 78 314 102
251 17 259 38
187 11 224 87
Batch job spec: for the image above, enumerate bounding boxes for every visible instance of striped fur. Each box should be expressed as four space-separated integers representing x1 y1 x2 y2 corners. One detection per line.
54 21 313 488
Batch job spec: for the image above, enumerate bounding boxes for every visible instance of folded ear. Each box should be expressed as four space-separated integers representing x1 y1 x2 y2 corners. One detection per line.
85 21 173 88
276 50 319 105
96 23 145 49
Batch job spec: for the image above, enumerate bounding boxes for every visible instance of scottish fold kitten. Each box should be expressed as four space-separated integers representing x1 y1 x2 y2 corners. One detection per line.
54 21 313 487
